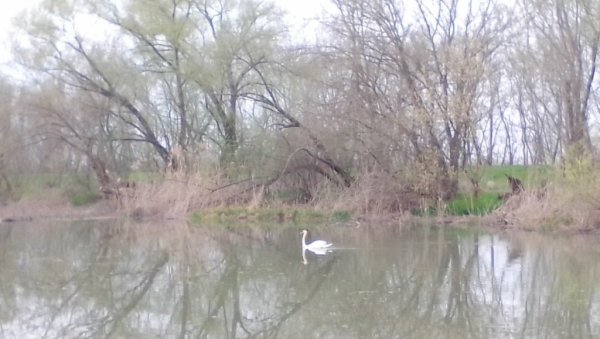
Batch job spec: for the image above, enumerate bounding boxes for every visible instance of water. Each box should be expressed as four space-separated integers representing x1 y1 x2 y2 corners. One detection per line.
1 220 600 338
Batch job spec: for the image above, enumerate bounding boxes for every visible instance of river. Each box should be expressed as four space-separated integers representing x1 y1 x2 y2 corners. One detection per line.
1 220 599 338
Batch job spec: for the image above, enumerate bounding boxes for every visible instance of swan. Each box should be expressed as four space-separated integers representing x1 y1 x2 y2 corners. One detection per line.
300 229 332 252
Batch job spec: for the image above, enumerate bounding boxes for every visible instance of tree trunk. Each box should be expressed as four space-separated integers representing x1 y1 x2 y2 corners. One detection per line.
220 118 238 169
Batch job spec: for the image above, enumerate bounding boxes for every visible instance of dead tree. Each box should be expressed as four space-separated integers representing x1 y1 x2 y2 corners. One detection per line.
506 175 524 194
500 174 525 201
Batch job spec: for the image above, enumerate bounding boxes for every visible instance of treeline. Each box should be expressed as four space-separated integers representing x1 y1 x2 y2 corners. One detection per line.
0 0 599 209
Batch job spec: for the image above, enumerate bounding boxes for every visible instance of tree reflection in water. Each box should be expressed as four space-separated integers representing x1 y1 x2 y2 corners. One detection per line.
0 221 599 338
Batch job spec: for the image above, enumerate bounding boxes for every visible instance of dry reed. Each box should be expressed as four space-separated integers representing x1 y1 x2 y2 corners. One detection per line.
116 171 271 219
0 188 114 221
312 168 419 215
498 174 600 232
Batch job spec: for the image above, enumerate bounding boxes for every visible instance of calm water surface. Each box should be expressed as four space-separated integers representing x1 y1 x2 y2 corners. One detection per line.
1 220 600 338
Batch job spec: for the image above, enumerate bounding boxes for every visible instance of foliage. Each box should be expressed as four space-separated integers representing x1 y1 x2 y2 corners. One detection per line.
3 0 600 227
563 145 594 182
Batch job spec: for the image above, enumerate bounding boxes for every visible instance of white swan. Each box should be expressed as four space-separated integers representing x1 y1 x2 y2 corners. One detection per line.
300 229 332 253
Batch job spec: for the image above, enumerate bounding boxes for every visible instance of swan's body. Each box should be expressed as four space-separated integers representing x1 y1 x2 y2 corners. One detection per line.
305 246 331 255
301 229 332 253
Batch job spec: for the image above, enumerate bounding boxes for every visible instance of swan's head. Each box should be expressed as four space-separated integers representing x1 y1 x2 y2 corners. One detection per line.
300 229 308 236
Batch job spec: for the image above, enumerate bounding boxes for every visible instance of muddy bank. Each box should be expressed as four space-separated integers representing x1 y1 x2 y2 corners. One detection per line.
0 198 117 223
0 197 495 226
0 197 582 235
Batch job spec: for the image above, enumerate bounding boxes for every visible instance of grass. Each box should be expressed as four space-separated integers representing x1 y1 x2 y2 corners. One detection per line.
446 193 503 216
332 210 352 222
469 164 553 194
70 191 101 206
410 165 555 217
127 171 165 183
3 172 98 197
189 207 352 224
0 172 105 208
3 165 575 230
411 193 503 216
501 156 600 232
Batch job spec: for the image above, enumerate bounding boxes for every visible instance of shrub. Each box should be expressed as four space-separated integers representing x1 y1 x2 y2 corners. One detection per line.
498 165 600 231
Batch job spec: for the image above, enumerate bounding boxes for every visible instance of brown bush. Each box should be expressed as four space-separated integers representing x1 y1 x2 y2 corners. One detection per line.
312 168 420 215
497 171 600 232
116 171 271 219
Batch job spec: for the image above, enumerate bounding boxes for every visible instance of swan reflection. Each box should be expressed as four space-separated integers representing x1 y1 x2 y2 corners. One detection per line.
300 229 333 264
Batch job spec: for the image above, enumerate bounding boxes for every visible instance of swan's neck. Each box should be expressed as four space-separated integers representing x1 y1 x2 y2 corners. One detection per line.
302 232 308 250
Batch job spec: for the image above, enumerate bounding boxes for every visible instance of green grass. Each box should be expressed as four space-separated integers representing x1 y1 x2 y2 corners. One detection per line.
1 173 105 207
410 206 438 217
70 191 102 206
411 193 502 216
446 193 503 216
0 173 104 206
468 164 554 194
332 210 351 222
127 171 165 182
189 207 351 224
411 165 555 217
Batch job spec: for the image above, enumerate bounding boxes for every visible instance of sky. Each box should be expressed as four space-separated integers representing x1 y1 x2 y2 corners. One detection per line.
0 0 39 65
0 0 36 32
0 0 330 66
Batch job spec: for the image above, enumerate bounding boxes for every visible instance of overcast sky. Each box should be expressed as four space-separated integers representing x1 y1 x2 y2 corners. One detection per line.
0 0 331 66
0 0 38 64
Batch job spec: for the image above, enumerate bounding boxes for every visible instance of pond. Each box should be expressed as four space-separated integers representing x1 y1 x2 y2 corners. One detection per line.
1 220 600 338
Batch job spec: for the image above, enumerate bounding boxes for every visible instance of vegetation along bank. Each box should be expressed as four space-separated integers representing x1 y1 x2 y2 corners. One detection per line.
1 0 600 232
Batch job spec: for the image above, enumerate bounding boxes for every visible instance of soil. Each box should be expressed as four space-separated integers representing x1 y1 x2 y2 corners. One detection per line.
0 198 117 223
0 197 518 232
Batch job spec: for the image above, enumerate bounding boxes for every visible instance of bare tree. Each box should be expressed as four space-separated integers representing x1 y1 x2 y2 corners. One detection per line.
327 0 508 198
516 0 600 160
15 0 286 174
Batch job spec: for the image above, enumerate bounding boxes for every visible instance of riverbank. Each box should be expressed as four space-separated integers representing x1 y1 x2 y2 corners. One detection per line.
0 195 509 234
0 165 548 227
0 197 117 223
1 171 598 234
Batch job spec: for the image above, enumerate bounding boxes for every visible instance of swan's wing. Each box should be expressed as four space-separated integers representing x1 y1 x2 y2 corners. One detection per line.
307 247 331 255
309 240 332 248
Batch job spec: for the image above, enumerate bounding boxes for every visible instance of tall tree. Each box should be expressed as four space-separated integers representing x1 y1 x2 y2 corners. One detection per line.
15 0 286 173
15 0 172 166
517 0 600 158
328 0 508 198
